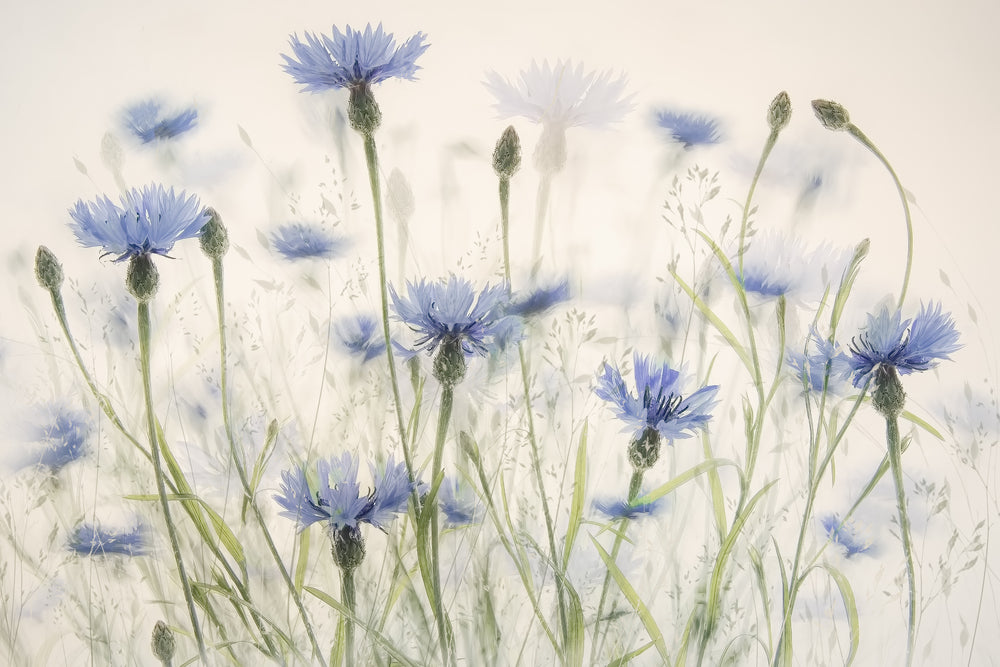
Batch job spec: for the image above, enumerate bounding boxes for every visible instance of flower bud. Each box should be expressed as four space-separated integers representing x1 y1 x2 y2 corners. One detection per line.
151 620 176 664
767 91 792 132
872 365 906 419
493 125 522 179
433 337 467 387
199 207 229 259
126 254 160 302
811 99 851 131
627 426 662 471
348 84 382 136
331 526 366 572
34 246 64 291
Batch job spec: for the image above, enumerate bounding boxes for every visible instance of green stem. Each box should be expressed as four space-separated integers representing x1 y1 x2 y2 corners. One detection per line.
846 124 913 309
137 301 207 663
430 383 456 666
341 567 356 667
530 174 552 277
210 258 324 663
499 176 512 284
885 414 917 666
737 130 778 277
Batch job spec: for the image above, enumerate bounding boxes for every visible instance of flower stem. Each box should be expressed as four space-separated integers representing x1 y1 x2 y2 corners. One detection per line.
341 567 357 667
210 257 324 663
530 174 552 278
499 176 512 284
431 382 457 666
136 301 207 663
885 414 917 666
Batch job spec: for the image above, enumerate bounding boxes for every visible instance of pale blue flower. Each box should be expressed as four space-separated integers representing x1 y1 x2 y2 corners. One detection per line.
737 231 849 301
271 223 346 261
595 353 719 442
282 23 429 93
654 109 722 148
69 184 209 262
439 477 484 526
334 315 384 362
68 523 147 557
821 514 874 558
787 331 852 394
366 456 413 530
847 302 961 388
390 275 510 356
30 404 91 472
593 494 665 520
506 279 570 318
122 99 198 143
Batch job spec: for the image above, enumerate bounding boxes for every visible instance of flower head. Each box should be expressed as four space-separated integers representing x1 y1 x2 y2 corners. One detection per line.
847 302 961 388
737 231 850 301
334 315 384 362
69 184 209 262
271 223 346 261
68 522 147 557
29 404 91 472
390 275 509 357
593 494 665 521
595 353 719 444
439 477 484 527
282 23 429 93
505 279 570 319
121 99 198 144
654 109 722 149
366 456 414 530
787 331 852 394
821 514 874 558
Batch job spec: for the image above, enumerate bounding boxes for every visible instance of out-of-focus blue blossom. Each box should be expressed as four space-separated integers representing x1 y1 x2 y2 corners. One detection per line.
282 23 429 93
847 302 961 388
334 315 384 362
439 477 484 526
68 523 147 557
390 275 510 356
593 494 665 520
820 514 874 558
595 353 719 442
122 100 198 144
274 452 415 536
787 331 852 394
30 404 91 472
736 231 850 301
69 184 209 262
271 223 346 261
654 109 722 149
506 280 570 318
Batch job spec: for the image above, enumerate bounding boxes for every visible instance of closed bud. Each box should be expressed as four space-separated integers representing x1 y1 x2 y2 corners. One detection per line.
331 526 366 572
151 620 176 664
35 246 64 291
348 84 382 136
872 365 906 419
811 99 851 131
767 91 792 132
493 125 522 178
627 426 662 471
126 254 159 302
199 207 229 259
433 337 467 387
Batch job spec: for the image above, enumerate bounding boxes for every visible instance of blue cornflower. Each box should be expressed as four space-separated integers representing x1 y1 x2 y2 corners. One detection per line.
271 223 346 261
506 279 570 318
390 275 510 357
68 523 147 557
30 404 91 472
654 109 722 149
334 315 384 362
736 231 850 301
787 331 852 394
366 456 414 530
439 477 484 527
596 353 719 443
820 514 874 558
847 302 961 389
593 494 665 521
122 99 198 144
69 184 209 262
282 23 429 94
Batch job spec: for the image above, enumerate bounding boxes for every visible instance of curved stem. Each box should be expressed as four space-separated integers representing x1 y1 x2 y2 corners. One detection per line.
430 383 456 666
885 414 917 666
846 124 914 309
737 130 778 277
137 301 207 663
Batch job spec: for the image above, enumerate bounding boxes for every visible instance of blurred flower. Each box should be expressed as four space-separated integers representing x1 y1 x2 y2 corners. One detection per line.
654 109 722 149
121 99 198 144
737 231 849 301
271 223 346 261
334 315 384 362
593 493 665 520
847 302 961 388
595 353 719 443
505 279 570 318
68 523 147 557
274 452 415 536
390 275 510 357
282 23 429 93
820 514 874 558
69 184 209 262
439 477 484 526
787 331 852 394
29 404 91 472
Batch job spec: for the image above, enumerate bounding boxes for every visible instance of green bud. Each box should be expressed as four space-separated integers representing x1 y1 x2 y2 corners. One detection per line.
126 254 159 302
34 246 64 291
331 526 366 572
493 125 522 178
627 426 662 471
199 207 229 259
151 620 176 664
433 337 467 387
811 99 851 131
872 365 906 419
767 91 792 132
348 84 382 135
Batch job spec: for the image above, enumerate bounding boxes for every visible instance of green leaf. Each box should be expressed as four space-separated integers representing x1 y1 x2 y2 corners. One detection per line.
816 564 860 664
294 528 310 593
670 267 752 374
633 458 740 506
562 421 588 570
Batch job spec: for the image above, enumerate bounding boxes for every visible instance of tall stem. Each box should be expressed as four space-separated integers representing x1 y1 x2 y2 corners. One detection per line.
430 383 456 666
210 258 324 663
137 301 207 663
341 567 357 667
885 415 917 666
